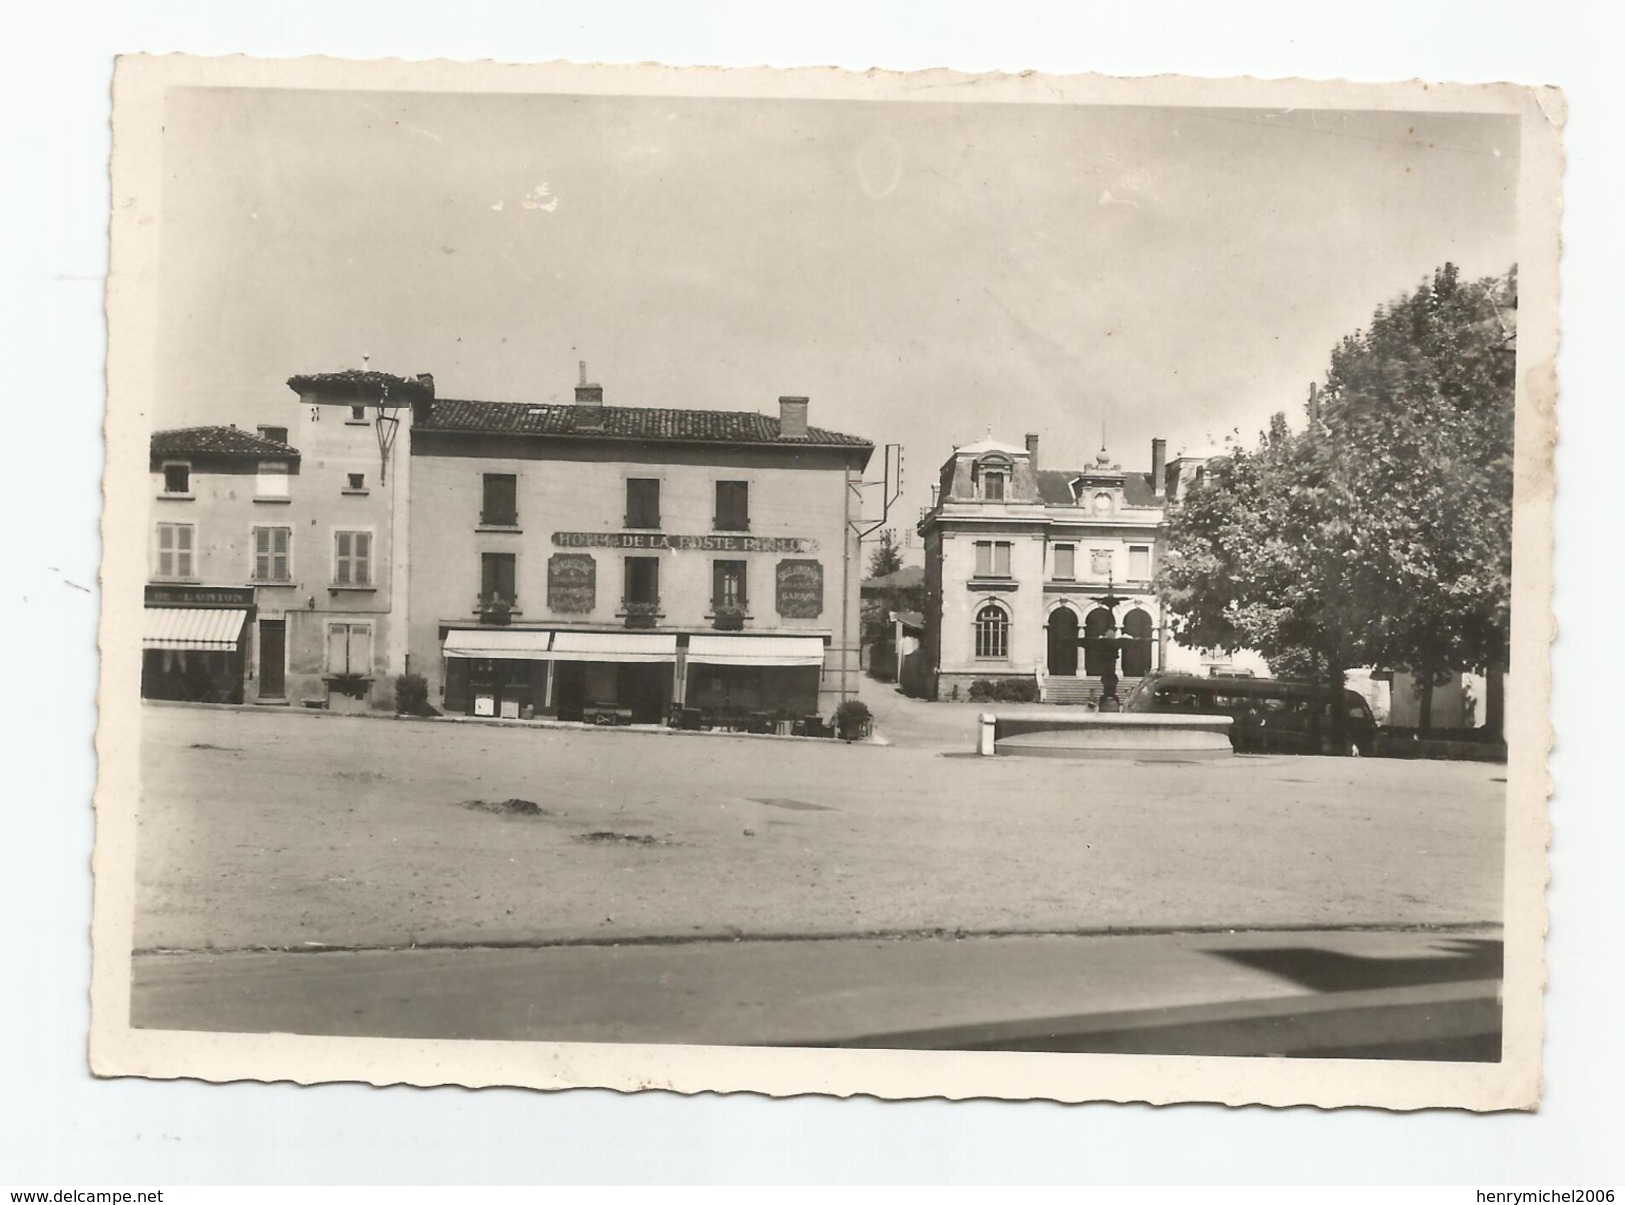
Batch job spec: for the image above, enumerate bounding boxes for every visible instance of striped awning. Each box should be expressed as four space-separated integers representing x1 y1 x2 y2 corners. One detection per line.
685 635 826 668
550 631 677 663
442 629 554 660
142 607 247 651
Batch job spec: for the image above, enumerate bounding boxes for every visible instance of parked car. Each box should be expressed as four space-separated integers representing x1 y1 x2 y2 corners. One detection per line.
1122 672 1376 756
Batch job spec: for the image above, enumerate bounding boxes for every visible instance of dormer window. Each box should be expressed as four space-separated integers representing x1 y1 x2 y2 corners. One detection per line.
974 455 1012 502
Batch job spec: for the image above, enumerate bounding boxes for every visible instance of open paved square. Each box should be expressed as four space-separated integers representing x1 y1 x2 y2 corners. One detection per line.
133 701 1506 953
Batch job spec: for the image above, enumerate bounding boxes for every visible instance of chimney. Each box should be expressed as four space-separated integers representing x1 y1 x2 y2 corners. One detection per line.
415 373 435 398
1024 432 1040 469
1151 438 1167 498
574 360 603 407
778 396 809 440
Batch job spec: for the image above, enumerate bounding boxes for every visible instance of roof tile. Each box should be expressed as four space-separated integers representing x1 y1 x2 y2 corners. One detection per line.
416 399 871 449
151 426 300 459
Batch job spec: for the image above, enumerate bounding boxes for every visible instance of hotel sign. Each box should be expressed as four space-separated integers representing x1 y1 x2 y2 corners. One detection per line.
775 559 824 618
553 532 819 554
546 553 596 613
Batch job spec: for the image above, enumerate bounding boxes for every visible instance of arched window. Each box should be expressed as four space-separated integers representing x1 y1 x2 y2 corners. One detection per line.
974 603 1009 659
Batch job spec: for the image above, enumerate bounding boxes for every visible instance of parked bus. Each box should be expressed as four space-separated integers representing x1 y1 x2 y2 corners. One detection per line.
1122 672 1377 756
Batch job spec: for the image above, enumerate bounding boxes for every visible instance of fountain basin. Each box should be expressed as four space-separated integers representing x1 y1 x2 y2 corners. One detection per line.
979 711 1233 759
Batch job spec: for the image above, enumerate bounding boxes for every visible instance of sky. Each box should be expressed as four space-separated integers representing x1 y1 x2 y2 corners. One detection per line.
154 87 1519 557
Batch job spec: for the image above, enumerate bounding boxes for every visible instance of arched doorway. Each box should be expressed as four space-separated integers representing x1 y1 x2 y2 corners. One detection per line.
1122 607 1153 677
1083 607 1116 676
1046 606 1079 675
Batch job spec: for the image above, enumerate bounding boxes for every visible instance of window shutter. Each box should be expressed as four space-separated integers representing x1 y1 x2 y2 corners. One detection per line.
993 542 1010 577
254 528 269 580
335 532 351 584
274 528 289 580
326 624 348 674
627 479 660 528
974 542 991 577
157 525 173 577
717 481 749 530
176 525 193 577
349 625 372 675
355 533 371 586
712 561 726 609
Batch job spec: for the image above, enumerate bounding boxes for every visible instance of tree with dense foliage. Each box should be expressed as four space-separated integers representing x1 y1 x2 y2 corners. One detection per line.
867 528 905 579
1161 263 1516 736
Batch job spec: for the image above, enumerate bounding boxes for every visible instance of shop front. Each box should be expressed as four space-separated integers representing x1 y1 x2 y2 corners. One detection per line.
141 585 255 704
680 634 827 730
440 628 679 724
441 628 552 719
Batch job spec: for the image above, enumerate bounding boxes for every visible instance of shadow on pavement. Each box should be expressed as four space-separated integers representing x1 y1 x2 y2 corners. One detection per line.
830 939 1504 1062
1208 937 1503 992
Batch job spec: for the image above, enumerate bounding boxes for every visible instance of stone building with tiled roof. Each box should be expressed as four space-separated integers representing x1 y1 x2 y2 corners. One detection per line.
142 366 421 710
391 365 875 724
143 425 305 705
916 430 1263 704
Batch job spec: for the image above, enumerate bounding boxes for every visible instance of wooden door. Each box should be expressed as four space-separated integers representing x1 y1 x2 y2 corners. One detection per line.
258 620 286 698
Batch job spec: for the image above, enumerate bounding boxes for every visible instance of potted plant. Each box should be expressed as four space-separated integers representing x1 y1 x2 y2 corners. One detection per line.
623 600 660 629
712 604 747 631
479 597 513 626
835 699 872 742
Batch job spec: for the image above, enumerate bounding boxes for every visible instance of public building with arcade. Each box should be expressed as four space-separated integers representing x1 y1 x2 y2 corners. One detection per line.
916 430 1264 704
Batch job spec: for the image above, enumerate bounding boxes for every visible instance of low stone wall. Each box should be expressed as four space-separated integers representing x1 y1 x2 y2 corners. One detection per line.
983 711 1234 760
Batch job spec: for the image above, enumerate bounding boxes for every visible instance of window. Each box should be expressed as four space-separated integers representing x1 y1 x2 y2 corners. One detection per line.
481 552 516 604
624 556 660 606
973 540 1012 578
974 603 1009 659
481 473 517 526
325 622 373 675
346 472 366 492
162 463 190 495
334 530 372 586
713 560 748 610
252 526 291 582
1090 548 1114 577
257 425 288 444
155 523 194 579
1129 545 1151 580
1052 544 1075 580
348 404 368 424
625 478 661 529
715 480 750 531
975 456 1011 502
256 460 290 499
